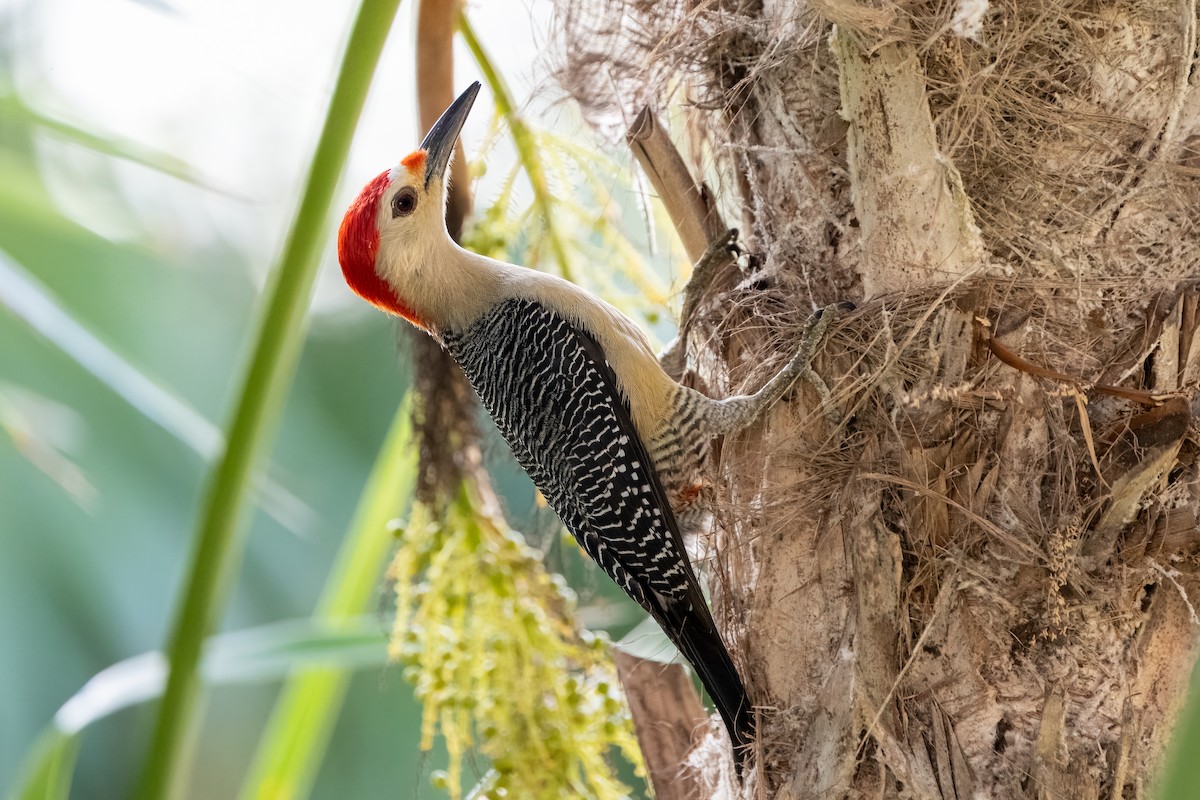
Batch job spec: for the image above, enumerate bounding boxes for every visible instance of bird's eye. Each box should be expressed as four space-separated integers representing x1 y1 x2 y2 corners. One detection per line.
392 187 418 218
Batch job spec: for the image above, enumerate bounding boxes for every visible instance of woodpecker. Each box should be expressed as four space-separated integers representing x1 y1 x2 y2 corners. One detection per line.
338 82 833 769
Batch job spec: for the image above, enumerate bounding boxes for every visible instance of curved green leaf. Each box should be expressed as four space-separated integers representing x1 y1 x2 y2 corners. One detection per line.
240 401 417 800
134 1 405 796
10 619 391 800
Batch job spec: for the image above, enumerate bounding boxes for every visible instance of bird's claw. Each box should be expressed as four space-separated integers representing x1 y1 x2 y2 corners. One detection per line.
793 303 843 422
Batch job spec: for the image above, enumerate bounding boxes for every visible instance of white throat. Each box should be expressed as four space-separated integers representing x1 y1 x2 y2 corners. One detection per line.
376 229 511 334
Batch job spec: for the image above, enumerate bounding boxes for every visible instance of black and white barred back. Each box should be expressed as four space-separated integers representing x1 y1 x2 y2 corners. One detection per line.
441 297 752 762
441 298 693 605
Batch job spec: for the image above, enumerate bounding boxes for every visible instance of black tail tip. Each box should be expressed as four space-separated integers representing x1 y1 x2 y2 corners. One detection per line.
728 712 754 780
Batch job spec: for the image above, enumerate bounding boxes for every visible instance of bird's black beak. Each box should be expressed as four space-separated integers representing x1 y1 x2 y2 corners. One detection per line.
420 81 480 190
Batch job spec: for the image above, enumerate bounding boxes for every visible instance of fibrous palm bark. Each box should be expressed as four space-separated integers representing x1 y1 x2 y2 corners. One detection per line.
558 1 1200 796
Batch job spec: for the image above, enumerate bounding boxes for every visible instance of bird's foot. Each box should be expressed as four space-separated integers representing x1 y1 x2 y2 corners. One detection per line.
664 229 743 379
789 303 843 422
682 228 739 322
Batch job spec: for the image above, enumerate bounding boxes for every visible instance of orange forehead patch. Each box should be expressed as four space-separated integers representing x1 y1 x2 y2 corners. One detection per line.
400 150 426 176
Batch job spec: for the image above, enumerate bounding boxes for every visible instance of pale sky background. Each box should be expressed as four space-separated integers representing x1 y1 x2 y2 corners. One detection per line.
11 0 564 311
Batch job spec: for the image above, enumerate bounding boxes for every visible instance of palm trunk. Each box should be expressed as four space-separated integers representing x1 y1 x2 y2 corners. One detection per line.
560 1 1200 796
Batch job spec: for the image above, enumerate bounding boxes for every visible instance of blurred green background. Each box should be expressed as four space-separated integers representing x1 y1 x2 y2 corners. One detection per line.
0 0 637 796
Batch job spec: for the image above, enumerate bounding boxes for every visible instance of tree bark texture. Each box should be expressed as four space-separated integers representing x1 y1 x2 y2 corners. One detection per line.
558 1 1200 797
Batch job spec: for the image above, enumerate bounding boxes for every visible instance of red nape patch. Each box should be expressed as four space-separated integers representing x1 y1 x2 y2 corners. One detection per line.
337 170 425 328
400 150 426 175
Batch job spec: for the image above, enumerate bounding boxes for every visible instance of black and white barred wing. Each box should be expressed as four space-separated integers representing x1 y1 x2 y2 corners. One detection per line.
443 298 752 760
442 298 694 609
